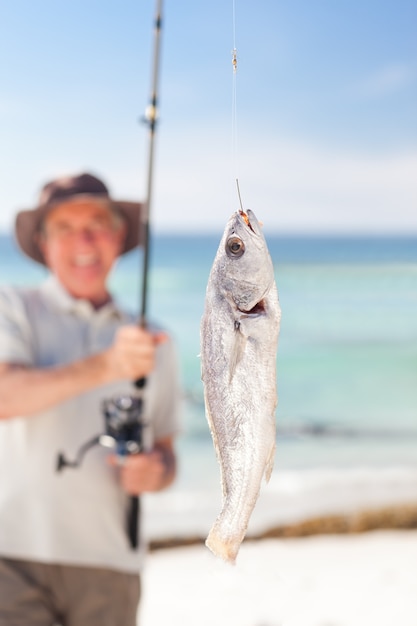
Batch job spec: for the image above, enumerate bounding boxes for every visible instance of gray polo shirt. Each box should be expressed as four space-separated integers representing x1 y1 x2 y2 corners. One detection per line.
0 276 180 572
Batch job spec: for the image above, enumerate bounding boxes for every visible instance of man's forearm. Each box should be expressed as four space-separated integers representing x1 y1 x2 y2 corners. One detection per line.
155 439 177 490
0 355 112 419
0 325 164 420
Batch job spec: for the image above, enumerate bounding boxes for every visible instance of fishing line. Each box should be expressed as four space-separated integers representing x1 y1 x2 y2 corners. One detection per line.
231 0 244 213
231 0 238 177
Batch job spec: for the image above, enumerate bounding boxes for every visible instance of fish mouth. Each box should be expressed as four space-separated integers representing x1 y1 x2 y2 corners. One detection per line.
239 210 254 232
238 209 262 236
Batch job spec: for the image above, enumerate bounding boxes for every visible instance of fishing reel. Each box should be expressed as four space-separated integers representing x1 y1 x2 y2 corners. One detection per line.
56 394 146 472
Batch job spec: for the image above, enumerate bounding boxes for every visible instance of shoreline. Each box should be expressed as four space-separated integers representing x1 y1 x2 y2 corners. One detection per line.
148 501 417 551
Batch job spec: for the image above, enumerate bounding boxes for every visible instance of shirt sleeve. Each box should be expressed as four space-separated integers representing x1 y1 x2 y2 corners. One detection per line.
146 335 182 443
0 287 34 365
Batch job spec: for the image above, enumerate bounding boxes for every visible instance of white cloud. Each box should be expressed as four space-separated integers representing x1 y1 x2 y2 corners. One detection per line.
151 130 417 234
352 63 415 99
1 128 416 236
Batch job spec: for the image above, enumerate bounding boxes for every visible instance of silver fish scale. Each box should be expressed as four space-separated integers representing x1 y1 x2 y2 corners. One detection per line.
201 209 281 563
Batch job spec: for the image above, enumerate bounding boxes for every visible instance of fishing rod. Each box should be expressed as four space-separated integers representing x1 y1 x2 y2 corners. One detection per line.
127 0 164 550
139 0 163 326
56 0 165 551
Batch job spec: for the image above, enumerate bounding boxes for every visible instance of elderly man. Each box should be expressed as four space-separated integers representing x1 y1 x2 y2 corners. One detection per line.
0 173 180 626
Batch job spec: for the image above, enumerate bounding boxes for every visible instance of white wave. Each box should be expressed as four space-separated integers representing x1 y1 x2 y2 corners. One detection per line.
143 465 417 541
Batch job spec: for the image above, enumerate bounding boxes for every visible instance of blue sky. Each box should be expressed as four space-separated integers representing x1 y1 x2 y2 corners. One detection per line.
0 0 416 234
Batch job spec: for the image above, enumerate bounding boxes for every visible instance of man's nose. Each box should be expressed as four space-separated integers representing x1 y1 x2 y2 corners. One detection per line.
75 228 95 242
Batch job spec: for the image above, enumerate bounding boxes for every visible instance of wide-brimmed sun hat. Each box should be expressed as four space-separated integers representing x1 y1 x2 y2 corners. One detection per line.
15 172 143 265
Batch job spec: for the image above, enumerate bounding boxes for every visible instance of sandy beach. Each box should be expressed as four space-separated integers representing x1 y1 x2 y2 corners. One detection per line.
140 530 417 626
139 466 417 625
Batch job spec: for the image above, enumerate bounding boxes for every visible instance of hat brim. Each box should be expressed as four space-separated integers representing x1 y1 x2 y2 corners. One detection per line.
15 200 144 265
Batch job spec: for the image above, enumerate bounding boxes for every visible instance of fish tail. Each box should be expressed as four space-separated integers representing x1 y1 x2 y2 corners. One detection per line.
205 524 240 564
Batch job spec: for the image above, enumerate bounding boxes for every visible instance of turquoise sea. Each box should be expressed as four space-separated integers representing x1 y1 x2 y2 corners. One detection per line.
1 231 417 537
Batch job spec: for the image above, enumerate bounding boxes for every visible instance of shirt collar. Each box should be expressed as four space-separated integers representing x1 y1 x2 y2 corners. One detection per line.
39 275 125 321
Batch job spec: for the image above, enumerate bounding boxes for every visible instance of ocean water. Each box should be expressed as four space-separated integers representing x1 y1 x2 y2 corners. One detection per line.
1 231 417 537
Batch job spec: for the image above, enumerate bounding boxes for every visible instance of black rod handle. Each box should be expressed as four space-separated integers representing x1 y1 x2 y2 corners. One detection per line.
128 495 140 549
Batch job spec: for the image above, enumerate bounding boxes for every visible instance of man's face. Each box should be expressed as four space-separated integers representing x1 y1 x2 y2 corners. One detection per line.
39 199 126 305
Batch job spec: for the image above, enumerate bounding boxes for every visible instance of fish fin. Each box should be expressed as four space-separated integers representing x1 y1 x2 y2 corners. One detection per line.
204 391 228 498
229 321 247 382
264 439 276 483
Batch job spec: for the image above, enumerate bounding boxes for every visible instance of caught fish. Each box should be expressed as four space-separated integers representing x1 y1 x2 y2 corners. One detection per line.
200 209 281 563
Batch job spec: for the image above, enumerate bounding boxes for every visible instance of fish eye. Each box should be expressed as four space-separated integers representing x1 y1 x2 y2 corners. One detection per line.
226 236 245 258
